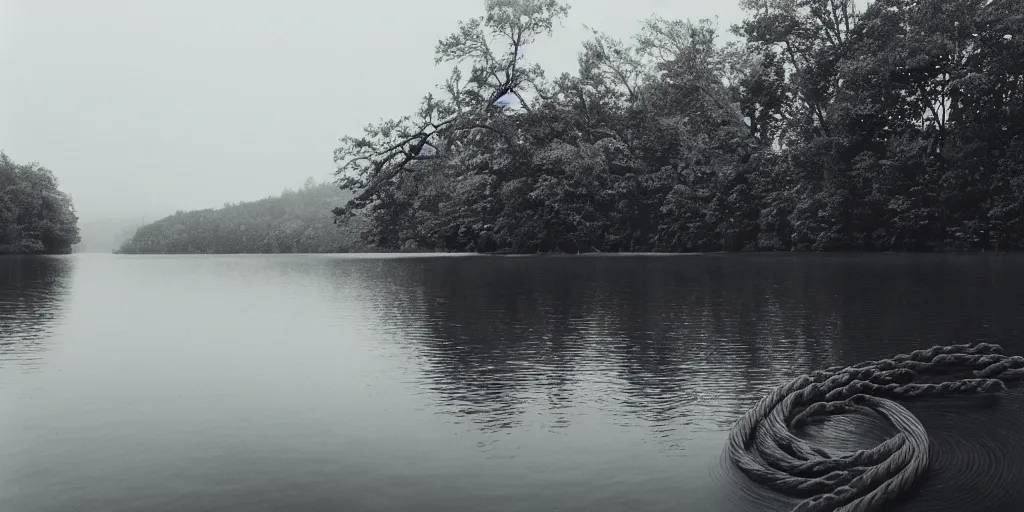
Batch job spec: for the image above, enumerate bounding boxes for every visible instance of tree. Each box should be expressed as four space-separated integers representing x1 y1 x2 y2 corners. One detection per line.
332 0 570 219
327 0 1024 254
116 181 367 254
0 152 81 254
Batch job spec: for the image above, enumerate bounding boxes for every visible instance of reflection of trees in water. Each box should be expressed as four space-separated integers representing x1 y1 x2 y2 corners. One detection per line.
0 256 75 376
405 259 593 434
571 258 850 430
755 255 1024 363
336 258 731 434
331 254 1024 438
338 256 839 434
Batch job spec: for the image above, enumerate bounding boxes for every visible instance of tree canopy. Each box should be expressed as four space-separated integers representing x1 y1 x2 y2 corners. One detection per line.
116 179 368 254
333 0 1024 253
0 152 81 255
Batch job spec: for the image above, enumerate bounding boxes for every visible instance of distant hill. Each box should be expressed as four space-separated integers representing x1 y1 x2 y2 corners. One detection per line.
116 179 368 254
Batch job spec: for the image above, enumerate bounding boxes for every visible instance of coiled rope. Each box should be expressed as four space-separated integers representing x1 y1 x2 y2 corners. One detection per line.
726 343 1024 512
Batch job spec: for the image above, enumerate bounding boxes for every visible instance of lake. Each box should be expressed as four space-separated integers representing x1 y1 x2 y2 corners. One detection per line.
2 253 1024 512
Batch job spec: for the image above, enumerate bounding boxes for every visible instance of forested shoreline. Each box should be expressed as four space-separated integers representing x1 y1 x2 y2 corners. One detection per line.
116 179 368 254
0 153 81 255
331 0 1024 254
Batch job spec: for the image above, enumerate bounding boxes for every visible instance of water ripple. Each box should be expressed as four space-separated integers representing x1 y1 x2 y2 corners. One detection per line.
0 256 74 380
330 254 1024 510
902 388 1024 511
5 254 1024 511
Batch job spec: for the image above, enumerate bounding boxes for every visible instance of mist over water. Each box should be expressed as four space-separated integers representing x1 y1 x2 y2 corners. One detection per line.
2 254 1024 512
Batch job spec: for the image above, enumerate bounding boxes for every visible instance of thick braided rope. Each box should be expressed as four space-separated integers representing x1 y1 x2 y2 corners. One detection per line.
726 343 1024 512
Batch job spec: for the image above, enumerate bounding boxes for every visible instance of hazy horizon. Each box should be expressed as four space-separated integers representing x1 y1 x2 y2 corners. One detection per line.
1 0 745 224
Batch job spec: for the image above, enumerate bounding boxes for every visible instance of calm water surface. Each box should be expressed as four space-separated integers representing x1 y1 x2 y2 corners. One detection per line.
3 253 1024 512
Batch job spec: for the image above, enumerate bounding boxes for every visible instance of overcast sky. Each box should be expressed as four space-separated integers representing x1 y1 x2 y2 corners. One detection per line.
1 0 745 222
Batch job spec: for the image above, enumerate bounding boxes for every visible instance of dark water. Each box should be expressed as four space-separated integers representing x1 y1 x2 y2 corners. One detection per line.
3 253 1024 512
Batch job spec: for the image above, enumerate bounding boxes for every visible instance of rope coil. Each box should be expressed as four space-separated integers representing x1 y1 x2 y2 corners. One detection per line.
726 343 1024 512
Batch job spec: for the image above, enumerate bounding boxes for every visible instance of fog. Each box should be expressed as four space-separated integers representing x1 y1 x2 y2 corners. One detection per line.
0 0 743 224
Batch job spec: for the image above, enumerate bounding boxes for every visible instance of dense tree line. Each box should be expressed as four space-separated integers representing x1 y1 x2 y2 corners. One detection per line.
117 179 368 254
0 152 81 254
333 0 1024 253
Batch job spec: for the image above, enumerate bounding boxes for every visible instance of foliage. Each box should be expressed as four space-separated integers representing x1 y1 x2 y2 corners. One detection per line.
333 0 1024 253
0 152 81 255
116 179 368 254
